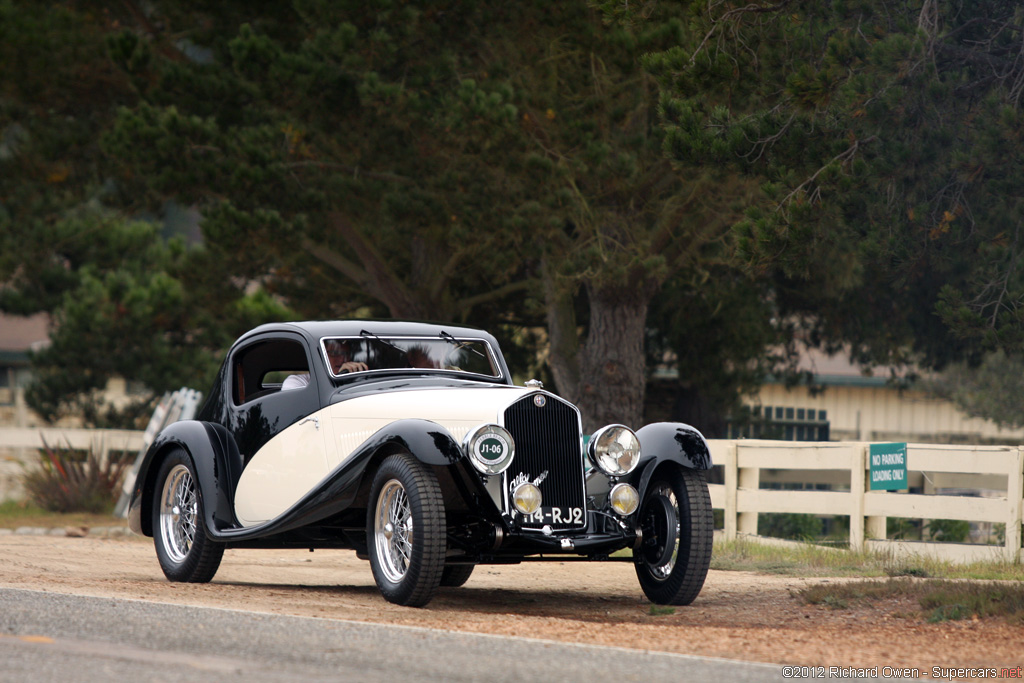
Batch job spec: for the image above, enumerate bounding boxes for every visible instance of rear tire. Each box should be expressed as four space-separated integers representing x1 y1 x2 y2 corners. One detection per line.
152 449 224 583
440 564 475 587
634 467 712 605
367 453 446 607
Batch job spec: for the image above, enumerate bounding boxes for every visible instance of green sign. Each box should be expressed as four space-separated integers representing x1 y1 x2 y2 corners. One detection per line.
869 442 908 491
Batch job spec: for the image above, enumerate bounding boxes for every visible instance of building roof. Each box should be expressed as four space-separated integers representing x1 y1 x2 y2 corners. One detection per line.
0 313 49 364
788 346 895 387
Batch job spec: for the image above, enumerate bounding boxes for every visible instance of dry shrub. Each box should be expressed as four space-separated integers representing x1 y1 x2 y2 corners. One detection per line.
21 436 131 514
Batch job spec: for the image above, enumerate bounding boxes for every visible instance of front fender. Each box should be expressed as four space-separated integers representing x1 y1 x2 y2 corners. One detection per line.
364 418 466 466
127 421 243 537
629 422 713 499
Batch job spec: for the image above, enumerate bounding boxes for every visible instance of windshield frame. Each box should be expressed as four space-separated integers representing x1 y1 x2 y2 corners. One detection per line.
317 334 504 382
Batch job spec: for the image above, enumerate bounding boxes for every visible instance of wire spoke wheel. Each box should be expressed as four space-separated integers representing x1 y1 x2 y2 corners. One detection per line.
151 449 224 583
374 479 414 583
159 464 198 563
367 453 445 607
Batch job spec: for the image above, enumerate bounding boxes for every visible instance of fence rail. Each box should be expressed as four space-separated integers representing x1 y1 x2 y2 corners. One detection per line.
707 440 1024 564
0 427 145 463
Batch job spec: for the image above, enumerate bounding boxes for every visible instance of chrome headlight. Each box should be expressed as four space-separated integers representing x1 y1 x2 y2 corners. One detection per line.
587 425 640 476
463 424 515 475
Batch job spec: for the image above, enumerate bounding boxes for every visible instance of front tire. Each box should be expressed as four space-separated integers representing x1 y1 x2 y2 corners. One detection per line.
152 449 224 583
367 453 446 607
634 467 712 605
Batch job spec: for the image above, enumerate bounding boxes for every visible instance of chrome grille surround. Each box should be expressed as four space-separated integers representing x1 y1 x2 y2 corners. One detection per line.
501 392 586 530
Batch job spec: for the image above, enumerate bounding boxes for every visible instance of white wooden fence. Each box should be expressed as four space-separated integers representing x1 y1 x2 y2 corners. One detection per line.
0 428 146 501
707 440 1024 563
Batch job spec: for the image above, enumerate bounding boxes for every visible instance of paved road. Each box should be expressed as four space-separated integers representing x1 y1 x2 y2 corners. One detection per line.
0 587 786 682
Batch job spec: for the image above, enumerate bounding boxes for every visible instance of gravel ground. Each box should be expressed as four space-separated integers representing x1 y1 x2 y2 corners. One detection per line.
0 533 1020 675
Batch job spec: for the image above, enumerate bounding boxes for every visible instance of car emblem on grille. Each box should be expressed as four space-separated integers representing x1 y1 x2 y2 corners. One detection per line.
534 394 546 407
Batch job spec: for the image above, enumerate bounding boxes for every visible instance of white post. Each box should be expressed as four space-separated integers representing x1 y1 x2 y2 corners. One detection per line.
864 441 887 543
850 444 866 551
724 442 738 540
1007 447 1024 563
737 444 760 536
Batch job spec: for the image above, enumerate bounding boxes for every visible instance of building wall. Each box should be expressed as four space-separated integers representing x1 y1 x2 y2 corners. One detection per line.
753 382 1024 445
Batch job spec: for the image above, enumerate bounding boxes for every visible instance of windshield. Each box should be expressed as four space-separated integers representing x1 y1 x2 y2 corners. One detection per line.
319 334 500 379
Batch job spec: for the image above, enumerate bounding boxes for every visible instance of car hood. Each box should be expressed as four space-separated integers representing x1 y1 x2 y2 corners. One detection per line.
326 385 544 455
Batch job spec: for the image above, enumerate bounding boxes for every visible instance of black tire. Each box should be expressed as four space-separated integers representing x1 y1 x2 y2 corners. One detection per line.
152 449 224 583
634 467 713 605
367 453 446 607
440 564 475 587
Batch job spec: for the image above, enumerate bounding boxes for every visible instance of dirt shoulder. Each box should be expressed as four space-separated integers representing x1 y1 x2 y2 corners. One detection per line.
0 534 1019 673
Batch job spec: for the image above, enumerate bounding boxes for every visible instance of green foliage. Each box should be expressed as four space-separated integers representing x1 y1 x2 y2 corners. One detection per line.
927 519 971 544
886 565 929 579
0 3 287 426
21 438 131 514
924 350 1024 429
758 513 823 541
646 0 1024 372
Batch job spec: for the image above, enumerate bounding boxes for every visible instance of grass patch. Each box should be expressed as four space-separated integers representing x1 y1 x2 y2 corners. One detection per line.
799 578 1024 624
712 538 889 577
648 605 676 616
0 499 124 529
712 537 1024 581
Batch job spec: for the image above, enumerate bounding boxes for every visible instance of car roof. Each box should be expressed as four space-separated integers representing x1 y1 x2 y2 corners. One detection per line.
234 320 513 385
235 320 500 347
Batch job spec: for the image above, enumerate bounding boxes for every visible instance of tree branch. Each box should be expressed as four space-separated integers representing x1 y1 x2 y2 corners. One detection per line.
777 136 878 210
690 0 794 66
457 278 535 316
299 236 369 287
283 161 415 185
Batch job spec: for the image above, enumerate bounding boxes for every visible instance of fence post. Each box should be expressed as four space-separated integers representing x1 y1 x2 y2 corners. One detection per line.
1007 447 1024 563
724 441 738 541
863 441 888 544
737 444 759 536
850 444 866 551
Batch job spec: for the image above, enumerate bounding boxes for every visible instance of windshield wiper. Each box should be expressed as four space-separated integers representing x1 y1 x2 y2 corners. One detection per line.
359 330 407 356
439 330 487 359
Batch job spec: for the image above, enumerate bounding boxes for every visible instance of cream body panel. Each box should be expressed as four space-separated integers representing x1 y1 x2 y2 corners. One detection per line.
324 386 531 467
234 407 331 527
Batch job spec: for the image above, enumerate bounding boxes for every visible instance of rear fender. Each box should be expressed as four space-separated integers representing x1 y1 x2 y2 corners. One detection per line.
128 421 243 537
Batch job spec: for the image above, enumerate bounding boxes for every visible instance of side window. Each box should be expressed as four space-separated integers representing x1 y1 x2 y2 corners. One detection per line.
232 339 311 405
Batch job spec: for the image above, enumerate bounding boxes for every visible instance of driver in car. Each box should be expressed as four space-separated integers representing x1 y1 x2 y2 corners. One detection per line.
282 340 368 390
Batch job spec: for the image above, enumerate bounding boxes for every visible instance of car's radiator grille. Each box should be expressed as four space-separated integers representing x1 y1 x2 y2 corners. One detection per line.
503 394 585 530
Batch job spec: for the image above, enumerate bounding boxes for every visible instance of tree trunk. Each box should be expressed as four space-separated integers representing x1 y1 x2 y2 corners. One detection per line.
542 259 582 404
574 284 652 433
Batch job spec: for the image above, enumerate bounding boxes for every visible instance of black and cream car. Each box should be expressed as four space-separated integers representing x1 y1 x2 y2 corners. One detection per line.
128 321 714 607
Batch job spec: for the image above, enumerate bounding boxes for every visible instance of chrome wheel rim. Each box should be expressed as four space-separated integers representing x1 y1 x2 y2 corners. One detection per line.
159 464 198 564
374 479 413 583
647 484 680 580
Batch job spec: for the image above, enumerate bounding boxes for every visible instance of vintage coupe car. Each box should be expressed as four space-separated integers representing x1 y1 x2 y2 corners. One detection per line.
129 320 714 607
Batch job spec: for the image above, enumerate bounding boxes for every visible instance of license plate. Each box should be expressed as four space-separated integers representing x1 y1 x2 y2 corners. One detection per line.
521 506 584 526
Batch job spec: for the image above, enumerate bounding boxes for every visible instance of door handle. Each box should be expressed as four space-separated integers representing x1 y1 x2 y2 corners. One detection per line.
299 416 320 431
